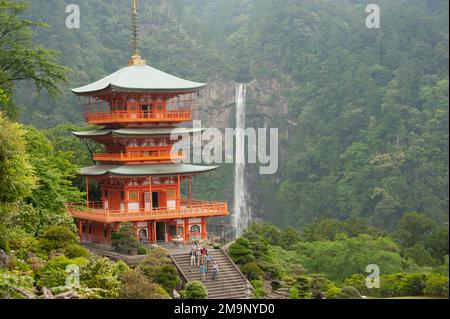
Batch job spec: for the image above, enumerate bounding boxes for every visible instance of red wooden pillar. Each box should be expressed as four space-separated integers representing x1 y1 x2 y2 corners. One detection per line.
149 176 153 212
184 218 189 243
78 220 83 243
147 221 152 243
201 217 207 240
153 221 157 243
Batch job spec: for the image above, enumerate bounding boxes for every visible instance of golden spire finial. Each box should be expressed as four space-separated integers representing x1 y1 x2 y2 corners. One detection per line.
128 0 146 66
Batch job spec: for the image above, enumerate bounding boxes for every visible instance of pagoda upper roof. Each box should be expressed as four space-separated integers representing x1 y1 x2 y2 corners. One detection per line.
80 163 218 177
72 127 205 139
71 64 206 95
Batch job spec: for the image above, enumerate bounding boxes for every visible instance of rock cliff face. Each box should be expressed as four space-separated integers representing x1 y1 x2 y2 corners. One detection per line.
196 78 293 137
194 78 295 220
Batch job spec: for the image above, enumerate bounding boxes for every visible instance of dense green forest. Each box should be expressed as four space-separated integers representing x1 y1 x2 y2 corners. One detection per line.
5 0 448 230
0 0 448 299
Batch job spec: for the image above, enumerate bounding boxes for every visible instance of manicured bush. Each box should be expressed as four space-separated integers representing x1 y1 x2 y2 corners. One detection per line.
39 226 77 252
64 244 89 259
120 270 170 299
152 265 180 293
325 286 341 299
294 275 312 299
110 223 140 254
137 247 180 293
137 246 148 255
241 262 264 280
335 286 362 299
228 238 255 265
184 281 208 299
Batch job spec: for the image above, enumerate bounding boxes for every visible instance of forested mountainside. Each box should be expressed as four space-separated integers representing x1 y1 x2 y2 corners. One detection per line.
12 0 448 232
1 0 448 300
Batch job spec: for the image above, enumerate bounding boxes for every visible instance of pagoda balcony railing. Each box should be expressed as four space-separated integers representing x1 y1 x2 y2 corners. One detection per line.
67 200 229 223
93 150 185 163
85 109 192 125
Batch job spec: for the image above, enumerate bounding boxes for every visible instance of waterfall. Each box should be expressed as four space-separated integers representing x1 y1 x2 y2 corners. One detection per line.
233 83 250 238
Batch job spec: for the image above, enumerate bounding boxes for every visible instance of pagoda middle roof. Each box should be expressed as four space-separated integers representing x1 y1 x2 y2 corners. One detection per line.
72 127 205 139
71 65 206 95
80 164 218 177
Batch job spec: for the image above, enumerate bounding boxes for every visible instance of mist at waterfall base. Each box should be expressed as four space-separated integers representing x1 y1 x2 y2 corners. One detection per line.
232 83 251 238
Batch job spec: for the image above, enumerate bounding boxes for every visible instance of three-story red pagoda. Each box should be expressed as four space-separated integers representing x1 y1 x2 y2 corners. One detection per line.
68 0 228 245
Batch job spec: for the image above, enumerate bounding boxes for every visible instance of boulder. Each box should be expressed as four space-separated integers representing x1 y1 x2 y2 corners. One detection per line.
0 249 10 268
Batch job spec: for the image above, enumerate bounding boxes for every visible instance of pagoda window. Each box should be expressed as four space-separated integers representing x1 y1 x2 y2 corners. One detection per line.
177 226 183 236
166 189 176 199
190 225 200 234
128 190 139 201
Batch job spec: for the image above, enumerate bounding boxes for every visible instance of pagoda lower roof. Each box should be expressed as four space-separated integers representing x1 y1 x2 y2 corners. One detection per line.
71 65 206 95
72 127 204 138
80 163 218 177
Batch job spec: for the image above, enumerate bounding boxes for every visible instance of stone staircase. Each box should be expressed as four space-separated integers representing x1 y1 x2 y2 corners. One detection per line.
171 249 252 299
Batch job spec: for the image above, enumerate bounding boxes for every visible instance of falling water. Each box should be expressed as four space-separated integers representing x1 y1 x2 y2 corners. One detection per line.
233 83 250 238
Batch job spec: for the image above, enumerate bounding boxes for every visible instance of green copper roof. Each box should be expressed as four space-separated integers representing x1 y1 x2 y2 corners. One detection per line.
80 164 218 177
72 127 205 138
71 65 206 95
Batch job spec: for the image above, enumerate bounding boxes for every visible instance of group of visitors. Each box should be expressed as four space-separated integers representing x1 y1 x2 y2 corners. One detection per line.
190 242 220 282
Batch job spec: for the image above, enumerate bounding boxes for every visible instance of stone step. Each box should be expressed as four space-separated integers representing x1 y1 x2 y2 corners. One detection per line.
184 273 244 280
170 249 251 299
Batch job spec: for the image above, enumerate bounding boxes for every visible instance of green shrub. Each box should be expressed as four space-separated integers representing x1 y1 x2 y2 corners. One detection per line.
110 223 140 254
335 286 362 299
253 287 266 299
424 274 449 297
152 264 180 293
36 256 87 288
112 260 130 277
325 286 341 299
120 270 171 299
39 226 77 252
343 274 368 295
137 246 148 255
241 262 264 280
290 287 300 299
137 247 180 293
80 255 121 298
8 228 38 259
64 244 89 259
184 281 207 299
251 279 263 289
8 257 31 272
229 238 255 265
294 276 312 299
